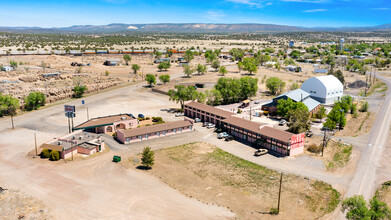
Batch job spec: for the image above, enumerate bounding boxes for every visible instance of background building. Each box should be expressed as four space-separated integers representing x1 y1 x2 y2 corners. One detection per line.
301 75 343 105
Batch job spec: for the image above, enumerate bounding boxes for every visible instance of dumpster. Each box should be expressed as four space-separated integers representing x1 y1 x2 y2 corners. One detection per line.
113 155 121 163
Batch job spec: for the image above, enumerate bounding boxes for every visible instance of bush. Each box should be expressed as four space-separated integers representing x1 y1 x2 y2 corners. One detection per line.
24 91 46 111
237 109 242 114
152 117 163 122
307 144 323 153
146 117 150 120
49 150 60 161
270 207 279 215
40 148 50 158
73 85 87 98
360 101 369 112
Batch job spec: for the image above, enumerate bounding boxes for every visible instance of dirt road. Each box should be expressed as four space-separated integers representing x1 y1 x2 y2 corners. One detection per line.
0 75 234 219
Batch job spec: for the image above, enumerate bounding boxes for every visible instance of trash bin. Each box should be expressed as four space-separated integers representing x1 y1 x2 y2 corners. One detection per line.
113 155 121 162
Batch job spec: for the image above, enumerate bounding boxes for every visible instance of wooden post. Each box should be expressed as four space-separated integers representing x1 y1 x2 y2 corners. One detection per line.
277 172 283 214
11 114 14 130
68 117 71 133
34 132 38 156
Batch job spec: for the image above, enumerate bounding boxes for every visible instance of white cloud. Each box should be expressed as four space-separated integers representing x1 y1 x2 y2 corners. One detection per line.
205 10 226 21
303 8 327 12
371 8 389 10
226 0 328 7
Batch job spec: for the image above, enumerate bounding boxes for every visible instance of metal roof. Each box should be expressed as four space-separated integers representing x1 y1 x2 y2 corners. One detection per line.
302 97 321 112
275 89 310 103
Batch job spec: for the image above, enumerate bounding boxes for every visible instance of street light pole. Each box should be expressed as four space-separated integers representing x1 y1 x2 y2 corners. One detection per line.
322 127 328 156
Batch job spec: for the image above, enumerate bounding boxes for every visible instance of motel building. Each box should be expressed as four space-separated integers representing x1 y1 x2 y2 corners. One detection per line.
116 120 193 144
74 114 138 134
184 101 305 156
40 130 105 159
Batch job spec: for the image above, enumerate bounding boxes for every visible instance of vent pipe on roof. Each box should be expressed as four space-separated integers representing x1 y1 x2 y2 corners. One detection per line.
301 93 303 102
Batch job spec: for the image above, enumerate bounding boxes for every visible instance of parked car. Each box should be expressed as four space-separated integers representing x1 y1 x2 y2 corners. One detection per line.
254 100 260 104
203 122 209 127
207 123 215 129
138 114 145 118
217 132 229 139
279 119 287 126
175 112 184 117
306 130 313 137
225 135 234 141
195 118 201 123
254 149 268 156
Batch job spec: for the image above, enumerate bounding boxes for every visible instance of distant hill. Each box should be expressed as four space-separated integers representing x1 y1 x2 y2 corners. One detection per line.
0 23 390 33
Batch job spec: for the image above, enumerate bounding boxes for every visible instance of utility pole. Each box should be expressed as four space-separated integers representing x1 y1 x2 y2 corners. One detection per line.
34 132 38 156
249 106 252 121
322 127 328 156
87 107 89 120
277 172 283 215
364 75 368 97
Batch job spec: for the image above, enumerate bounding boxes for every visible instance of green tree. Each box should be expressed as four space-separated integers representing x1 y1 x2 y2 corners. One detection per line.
73 85 87 98
154 51 162 59
196 64 207 75
230 48 244 61
24 91 46 111
323 103 346 130
123 54 131 65
168 85 199 109
158 61 171 71
290 82 300 90
242 57 258 74
329 69 345 85
141 147 155 169
315 106 327 121
290 50 301 59
132 64 140 74
287 107 311 134
237 61 244 73
277 98 296 118
50 150 60 161
342 195 391 220
206 51 218 63
239 76 258 100
211 60 220 72
0 93 19 117
184 50 195 63
342 195 370 220
266 77 285 95
219 66 228 76
159 74 170 84
205 89 222 106
145 74 156 87
183 65 195 77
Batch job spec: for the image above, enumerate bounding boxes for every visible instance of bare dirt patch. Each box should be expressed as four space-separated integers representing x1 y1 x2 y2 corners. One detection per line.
335 111 376 137
0 188 52 220
126 142 340 219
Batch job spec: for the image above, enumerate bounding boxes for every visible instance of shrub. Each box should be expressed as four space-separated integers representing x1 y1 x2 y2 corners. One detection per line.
146 117 150 120
152 117 163 122
307 144 322 153
360 101 369 112
270 207 279 215
49 150 60 161
237 109 242 114
40 148 50 158
24 91 46 111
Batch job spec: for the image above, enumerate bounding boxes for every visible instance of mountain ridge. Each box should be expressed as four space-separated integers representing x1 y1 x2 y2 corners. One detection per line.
0 23 390 33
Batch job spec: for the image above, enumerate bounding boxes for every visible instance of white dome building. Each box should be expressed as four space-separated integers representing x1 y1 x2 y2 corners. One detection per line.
301 75 343 105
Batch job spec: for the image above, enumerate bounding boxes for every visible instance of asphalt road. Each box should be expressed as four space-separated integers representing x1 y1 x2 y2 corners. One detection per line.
345 74 391 200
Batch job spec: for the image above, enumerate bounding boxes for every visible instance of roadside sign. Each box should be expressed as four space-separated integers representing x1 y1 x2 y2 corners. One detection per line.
65 112 76 118
64 105 75 113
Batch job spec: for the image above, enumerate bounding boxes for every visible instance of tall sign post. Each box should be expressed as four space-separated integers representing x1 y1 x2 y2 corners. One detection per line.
64 105 76 133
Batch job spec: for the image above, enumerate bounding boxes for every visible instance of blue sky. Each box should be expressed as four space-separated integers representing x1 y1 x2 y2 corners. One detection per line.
0 0 390 27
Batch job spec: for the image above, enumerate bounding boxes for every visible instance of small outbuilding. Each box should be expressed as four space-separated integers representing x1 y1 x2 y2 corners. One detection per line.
1 66 13 71
301 75 343 105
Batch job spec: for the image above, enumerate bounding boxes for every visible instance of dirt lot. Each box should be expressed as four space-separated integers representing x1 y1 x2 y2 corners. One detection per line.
126 142 341 220
0 54 186 104
335 111 376 137
0 188 52 220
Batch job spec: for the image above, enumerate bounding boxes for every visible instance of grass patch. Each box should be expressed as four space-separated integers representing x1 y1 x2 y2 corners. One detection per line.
327 144 352 170
132 142 341 219
360 80 388 97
